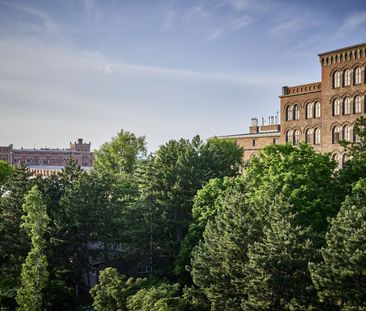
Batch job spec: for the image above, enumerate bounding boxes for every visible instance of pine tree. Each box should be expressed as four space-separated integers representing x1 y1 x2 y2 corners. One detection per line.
16 186 50 311
309 178 366 310
0 165 32 308
191 189 262 311
244 197 320 310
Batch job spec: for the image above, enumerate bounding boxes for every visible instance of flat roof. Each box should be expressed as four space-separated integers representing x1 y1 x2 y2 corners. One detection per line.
318 42 366 56
215 131 281 139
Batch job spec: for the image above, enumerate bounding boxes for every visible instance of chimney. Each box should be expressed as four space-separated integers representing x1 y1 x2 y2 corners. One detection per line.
282 86 289 96
249 118 259 134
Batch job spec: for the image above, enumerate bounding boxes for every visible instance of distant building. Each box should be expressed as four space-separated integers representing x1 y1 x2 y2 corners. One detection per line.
217 43 366 168
0 138 93 175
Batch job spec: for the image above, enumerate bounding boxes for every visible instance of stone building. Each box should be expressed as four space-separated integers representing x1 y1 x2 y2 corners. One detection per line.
0 138 93 174
218 43 366 167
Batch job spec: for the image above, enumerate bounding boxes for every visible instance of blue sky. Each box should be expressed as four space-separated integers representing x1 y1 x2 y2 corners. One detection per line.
0 0 365 151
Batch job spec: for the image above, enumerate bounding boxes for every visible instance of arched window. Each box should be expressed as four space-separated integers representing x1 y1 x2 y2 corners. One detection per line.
306 102 314 119
333 126 340 143
342 154 348 167
293 104 300 120
343 69 351 86
305 129 312 144
343 125 351 141
333 71 340 88
332 153 341 169
354 125 361 143
286 130 293 144
343 97 351 114
286 105 293 121
333 98 340 115
314 101 321 118
314 128 321 145
293 129 300 145
354 95 362 113
354 67 362 84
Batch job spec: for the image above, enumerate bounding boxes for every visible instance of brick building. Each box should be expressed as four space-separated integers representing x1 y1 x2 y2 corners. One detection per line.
0 138 93 174
218 43 366 167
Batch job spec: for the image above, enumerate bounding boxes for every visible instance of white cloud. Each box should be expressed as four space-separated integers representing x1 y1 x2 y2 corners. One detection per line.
338 11 366 36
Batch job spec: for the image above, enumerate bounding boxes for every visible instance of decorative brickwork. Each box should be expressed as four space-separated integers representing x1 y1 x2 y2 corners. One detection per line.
217 43 366 166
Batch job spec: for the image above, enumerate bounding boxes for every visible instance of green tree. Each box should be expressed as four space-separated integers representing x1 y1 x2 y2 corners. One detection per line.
175 177 245 281
93 129 146 178
244 197 320 310
309 178 366 310
245 143 339 233
339 116 366 195
0 166 32 309
16 186 49 311
127 282 186 311
0 160 13 187
191 186 262 311
90 267 145 311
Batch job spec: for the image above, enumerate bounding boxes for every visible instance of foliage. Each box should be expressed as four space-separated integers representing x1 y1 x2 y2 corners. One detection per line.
175 176 245 281
245 143 339 233
0 160 13 187
191 186 262 311
339 116 366 195
93 130 146 178
0 166 32 309
244 197 320 310
309 178 366 310
90 268 145 311
126 282 187 311
16 186 49 311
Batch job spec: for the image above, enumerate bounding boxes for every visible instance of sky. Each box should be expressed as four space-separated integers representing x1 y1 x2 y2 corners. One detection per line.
0 0 366 152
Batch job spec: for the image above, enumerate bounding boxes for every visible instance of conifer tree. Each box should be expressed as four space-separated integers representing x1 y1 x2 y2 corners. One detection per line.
16 186 49 311
309 178 366 310
0 165 32 308
244 197 320 310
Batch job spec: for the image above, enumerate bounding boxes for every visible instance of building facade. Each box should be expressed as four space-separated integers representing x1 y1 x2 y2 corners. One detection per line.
0 138 93 173
219 43 366 166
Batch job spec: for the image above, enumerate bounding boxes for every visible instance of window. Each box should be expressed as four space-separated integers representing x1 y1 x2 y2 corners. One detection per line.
286 105 293 121
342 154 348 168
333 98 340 115
333 71 340 88
252 139 256 146
343 97 351 114
305 129 313 144
354 127 361 142
332 153 341 169
354 96 362 113
343 125 351 142
294 104 300 120
343 69 351 86
333 126 340 143
314 128 321 145
354 67 362 84
273 138 277 144
314 102 321 118
306 102 314 119
293 129 300 145
286 130 293 144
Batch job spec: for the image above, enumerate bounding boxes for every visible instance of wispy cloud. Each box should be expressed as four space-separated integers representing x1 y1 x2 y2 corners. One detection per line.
338 11 366 36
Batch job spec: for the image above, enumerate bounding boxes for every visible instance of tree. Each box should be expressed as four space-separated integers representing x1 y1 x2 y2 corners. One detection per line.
16 186 49 311
90 267 145 311
244 197 320 310
0 160 13 187
339 116 366 195
175 177 245 281
93 130 146 178
0 166 32 309
191 186 262 311
309 178 366 310
126 282 186 311
245 143 339 233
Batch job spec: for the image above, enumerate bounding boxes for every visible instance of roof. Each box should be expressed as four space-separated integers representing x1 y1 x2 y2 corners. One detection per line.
318 42 366 56
215 131 281 139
